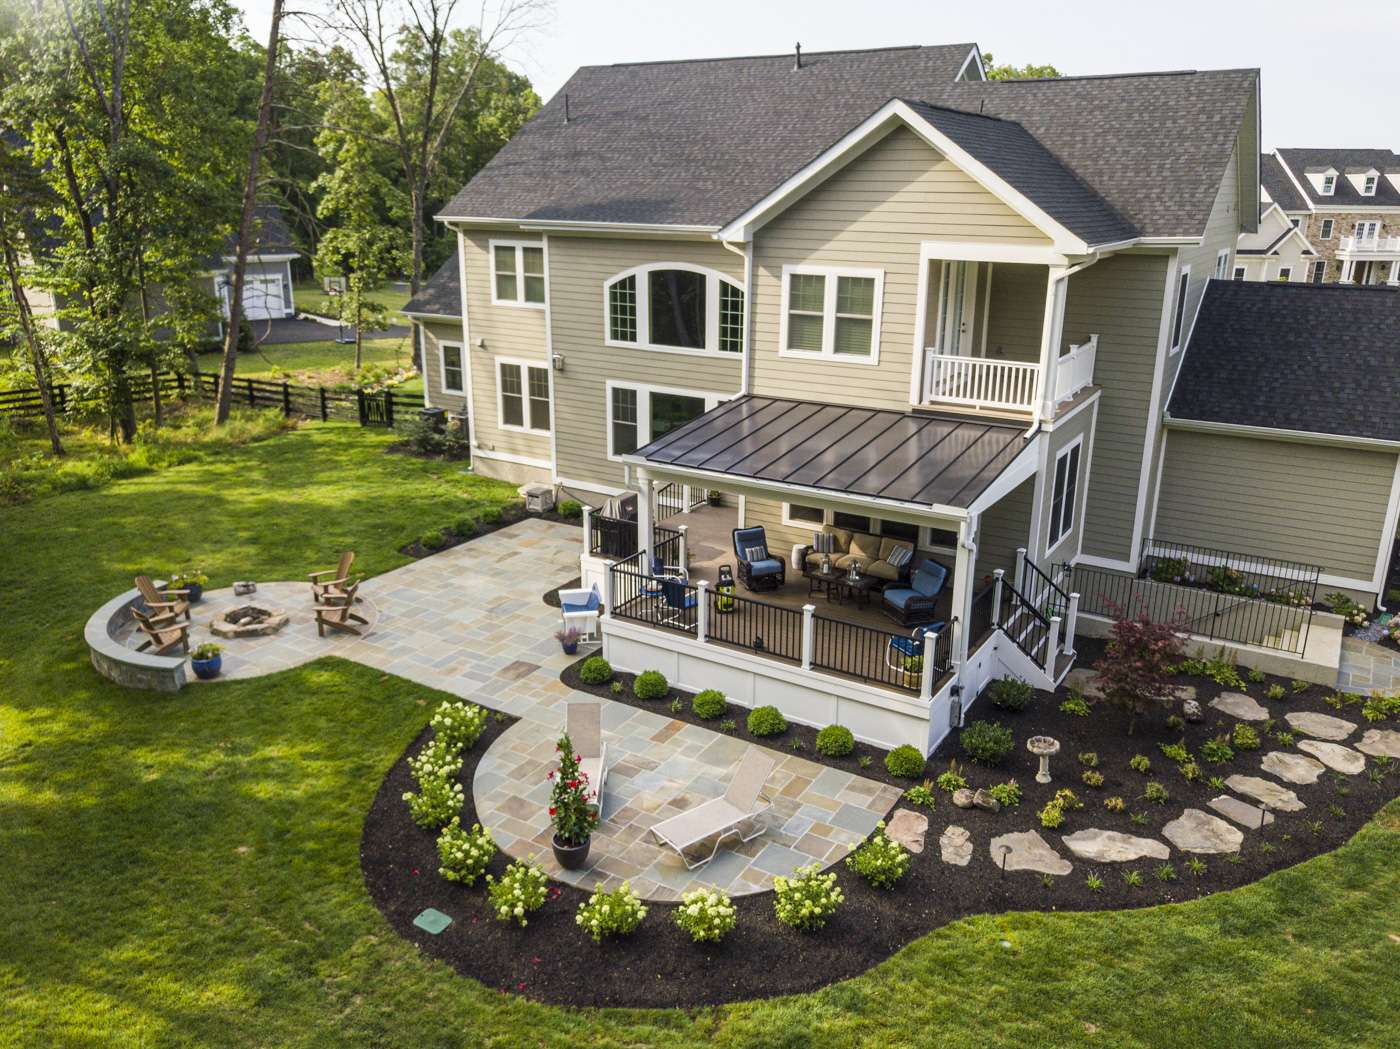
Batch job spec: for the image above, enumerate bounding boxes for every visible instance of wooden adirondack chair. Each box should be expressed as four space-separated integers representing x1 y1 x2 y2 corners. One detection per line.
134 575 191 623
314 578 369 636
309 551 357 603
130 607 191 655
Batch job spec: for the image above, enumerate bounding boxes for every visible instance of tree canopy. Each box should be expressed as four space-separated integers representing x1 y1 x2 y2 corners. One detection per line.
981 52 1062 80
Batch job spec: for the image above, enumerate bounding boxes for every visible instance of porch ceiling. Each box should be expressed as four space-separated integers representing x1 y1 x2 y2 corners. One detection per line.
629 395 1029 510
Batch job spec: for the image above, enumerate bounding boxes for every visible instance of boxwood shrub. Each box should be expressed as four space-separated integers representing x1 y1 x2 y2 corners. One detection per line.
988 676 1033 712
884 744 926 778
692 689 727 719
578 656 613 685
746 705 787 737
961 720 1015 766
633 669 669 700
815 724 855 757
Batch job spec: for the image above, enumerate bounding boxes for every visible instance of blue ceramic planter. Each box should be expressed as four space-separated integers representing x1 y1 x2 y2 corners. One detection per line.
191 654 222 680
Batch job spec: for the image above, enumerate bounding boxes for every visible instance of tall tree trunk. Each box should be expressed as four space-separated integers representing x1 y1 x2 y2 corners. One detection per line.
352 279 363 369
1 241 64 455
215 0 283 424
136 259 162 426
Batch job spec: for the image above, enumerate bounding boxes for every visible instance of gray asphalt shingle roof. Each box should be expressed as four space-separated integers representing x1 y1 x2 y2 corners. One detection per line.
1260 153 1307 212
1168 280 1400 442
403 252 461 317
440 45 1256 243
223 203 300 258
1276 148 1400 208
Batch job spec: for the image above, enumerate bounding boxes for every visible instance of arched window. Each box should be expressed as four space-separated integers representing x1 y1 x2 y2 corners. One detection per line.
604 264 743 355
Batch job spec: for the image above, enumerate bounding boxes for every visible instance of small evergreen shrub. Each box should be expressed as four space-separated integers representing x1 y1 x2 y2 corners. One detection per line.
576 882 648 943
1038 787 1084 830
557 499 583 520
578 656 613 685
452 516 477 537
747 705 788 737
633 669 669 700
845 822 911 889
692 689 727 719
1129 754 1151 774
1060 693 1091 717
1231 723 1261 750
815 724 855 757
435 818 496 886
902 781 937 809
431 700 487 751
421 530 447 551
674 887 736 943
1200 736 1235 764
960 720 1014 766
988 676 1033 712
773 864 844 931
486 859 548 926
884 744 925 778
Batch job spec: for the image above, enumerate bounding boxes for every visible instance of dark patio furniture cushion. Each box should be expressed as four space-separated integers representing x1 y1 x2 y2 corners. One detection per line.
747 557 785 577
820 524 852 553
882 587 922 611
912 560 948 597
836 552 873 572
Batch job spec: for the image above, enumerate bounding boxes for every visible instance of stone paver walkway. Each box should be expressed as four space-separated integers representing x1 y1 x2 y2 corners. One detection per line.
1337 635 1400 692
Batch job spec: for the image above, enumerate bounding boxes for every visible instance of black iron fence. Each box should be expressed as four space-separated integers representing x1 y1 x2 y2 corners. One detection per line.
587 517 685 563
1019 552 1070 621
706 588 805 664
811 613 949 694
996 573 1053 666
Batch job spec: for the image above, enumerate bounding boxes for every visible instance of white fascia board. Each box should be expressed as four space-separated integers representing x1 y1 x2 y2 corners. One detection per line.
717 99 1096 255
222 253 299 264
404 310 460 322
919 239 1071 267
966 436 1040 517
1164 413 1400 452
956 46 986 82
437 215 719 237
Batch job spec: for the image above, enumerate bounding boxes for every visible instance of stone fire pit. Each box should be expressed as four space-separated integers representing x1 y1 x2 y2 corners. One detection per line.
209 603 289 639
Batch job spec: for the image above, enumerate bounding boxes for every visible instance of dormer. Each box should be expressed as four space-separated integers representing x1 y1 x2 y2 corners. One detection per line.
1347 167 1381 196
1306 166 1338 196
1388 168 1400 194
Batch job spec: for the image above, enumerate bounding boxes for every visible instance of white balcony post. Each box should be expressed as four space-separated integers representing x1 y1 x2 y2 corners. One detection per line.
602 559 616 616
637 478 655 567
1044 615 1062 675
919 627 938 702
801 604 815 670
696 579 709 643
1013 547 1027 595
682 484 692 513
992 568 1005 624
678 524 689 572
1340 258 1356 284
1037 270 1068 419
1064 592 1080 657
581 505 593 555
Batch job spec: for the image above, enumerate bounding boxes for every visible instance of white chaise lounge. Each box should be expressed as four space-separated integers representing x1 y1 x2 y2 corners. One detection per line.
566 700 608 803
650 748 777 869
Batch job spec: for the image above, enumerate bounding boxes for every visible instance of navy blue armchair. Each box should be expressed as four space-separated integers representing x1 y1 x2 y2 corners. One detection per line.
732 526 785 592
881 558 948 626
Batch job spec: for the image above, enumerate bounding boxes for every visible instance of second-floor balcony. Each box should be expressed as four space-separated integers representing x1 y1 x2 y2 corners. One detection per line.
923 336 1097 415
1338 234 1400 258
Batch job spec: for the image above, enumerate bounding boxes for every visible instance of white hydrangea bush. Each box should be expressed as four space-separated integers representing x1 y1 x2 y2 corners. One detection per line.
486 859 548 926
772 864 844 931
673 887 736 943
435 818 496 885
844 821 911 889
576 881 648 943
407 737 463 788
431 700 487 751
402 774 464 829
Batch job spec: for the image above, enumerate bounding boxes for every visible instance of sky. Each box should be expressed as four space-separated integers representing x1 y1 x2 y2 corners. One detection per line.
237 0 1400 150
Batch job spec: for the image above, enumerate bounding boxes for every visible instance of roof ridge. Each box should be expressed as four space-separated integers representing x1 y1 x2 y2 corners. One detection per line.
973 67 1257 84
587 42 972 72
902 98 1014 124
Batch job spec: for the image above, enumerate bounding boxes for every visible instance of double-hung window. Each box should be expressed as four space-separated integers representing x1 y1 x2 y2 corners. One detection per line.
1319 219 1334 240
1214 249 1230 279
498 360 550 433
1232 266 1246 281
780 266 882 361
1048 439 1082 550
1310 260 1327 284
1320 174 1336 195
1169 265 1191 352
440 342 465 394
607 383 717 458
491 241 545 306
1277 266 1293 282
604 265 743 354
1363 174 1378 196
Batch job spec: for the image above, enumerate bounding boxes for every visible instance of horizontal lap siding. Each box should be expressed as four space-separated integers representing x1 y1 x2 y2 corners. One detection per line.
984 263 1047 363
1039 401 1098 563
1062 252 1168 563
752 127 1051 411
418 321 467 413
548 236 742 489
976 478 1033 581
1156 429 1396 585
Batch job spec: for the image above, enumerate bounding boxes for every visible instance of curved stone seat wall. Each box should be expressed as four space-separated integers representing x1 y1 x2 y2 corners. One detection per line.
85 587 188 692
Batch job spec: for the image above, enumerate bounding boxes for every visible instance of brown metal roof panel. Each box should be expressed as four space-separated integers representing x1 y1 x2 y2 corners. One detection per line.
810 415 942 494
655 398 799 467
913 428 1023 504
737 405 872 481
695 400 828 472
869 420 987 502
641 396 753 459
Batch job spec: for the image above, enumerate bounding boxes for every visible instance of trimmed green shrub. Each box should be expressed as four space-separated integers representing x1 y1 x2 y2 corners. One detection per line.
578 656 613 685
960 720 1015 766
633 670 668 700
815 724 855 757
885 744 926 778
575 882 648 943
452 516 478 537
692 689 727 719
558 499 583 520
988 779 1022 808
773 865 844 931
747 705 788 737
988 676 1033 712
420 531 447 551
845 822 911 888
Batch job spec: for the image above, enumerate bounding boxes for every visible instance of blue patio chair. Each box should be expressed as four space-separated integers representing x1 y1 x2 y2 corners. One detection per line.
732 526 785 592
659 575 698 626
881 558 948 626
642 553 678 598
885 622 946 673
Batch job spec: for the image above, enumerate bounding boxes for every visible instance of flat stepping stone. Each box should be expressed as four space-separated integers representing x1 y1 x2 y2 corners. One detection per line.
1062 828 1170 863
989 830 1072 876
1285 711 1357 741
1208 794 1275 828
1357 729 1400 759
1260 750 1327 785
939 824 972 866
1209 692 1268 721
1064 668 1104 701
1162 808 1244 853
1225 774 1306 812
1297 739 1366 774
412 907 453 934
886 808 929 854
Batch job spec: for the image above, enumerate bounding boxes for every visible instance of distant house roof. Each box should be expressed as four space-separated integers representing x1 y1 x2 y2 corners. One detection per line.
440 45 1256 242
1275 148 1400 208
222 203 300 259
1260 153 1306 211
403 252 461 317
1168 281 1400 443
629 394 1028 509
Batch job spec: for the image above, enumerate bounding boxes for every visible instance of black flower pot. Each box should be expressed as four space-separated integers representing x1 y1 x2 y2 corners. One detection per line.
552 834 591 870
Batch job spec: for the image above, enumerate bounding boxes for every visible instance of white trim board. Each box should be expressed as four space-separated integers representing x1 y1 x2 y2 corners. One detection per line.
777 264 884 366
471 447 551 469
1163 415 1400 453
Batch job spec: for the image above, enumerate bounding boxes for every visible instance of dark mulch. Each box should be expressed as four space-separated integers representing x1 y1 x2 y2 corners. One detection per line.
542 577 581 608
361 644 1400 1008
399 503 580 558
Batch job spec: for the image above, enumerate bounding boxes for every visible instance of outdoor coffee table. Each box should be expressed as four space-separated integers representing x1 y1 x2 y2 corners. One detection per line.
805 567 877 608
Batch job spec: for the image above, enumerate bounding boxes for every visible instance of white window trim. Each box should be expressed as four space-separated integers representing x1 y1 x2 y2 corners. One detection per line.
601 262 743 358
1277 266 1293 282
1045 435 1084 557
1214 248 1230 279
777 264 884 366
1319 218 1334 240
1311 259 1327 283
1168 264 1191 354
1362 175 1379 197
1319 174 1336 196
489 239 546 309
496 356 551 435
1232 266 1246 281
605 380 723 460
438 340 465 395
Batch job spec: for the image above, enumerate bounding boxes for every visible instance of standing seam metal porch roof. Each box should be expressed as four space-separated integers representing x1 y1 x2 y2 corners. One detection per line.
631 396 1029 508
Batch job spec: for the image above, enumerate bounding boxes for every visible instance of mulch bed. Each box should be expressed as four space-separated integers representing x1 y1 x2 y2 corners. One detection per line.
360 643 1400 1008
399 503 580 558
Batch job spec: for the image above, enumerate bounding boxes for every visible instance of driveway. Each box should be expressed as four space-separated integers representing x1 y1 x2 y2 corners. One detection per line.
250 317 412 345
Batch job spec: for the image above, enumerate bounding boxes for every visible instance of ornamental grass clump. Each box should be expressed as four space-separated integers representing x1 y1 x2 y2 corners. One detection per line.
485 859 549 926
576 882 647 943
431 700 487 751
674 887 736 944
435 818 496 885
846 822 911 889
773 864 845 931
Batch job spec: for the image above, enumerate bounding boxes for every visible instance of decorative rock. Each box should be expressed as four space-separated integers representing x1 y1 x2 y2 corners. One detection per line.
885 808 929 854
1182 699 1204 723
1207 794 1275 828
1225 774 1306 812
1284 711 1357 741
1209 691 1268 721
1162 808 1244 854
1061 828 1170 863
1260 750 1327 785
1168 684 1197 703
1296 739 1366 775
939 824 972 866
952 788 976 809
1356 729 1400 759
972 788 1001 813
988 830 1072 876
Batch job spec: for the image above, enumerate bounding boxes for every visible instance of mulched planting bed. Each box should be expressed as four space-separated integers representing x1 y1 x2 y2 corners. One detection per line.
361 645 1400 1008
399 502 580 558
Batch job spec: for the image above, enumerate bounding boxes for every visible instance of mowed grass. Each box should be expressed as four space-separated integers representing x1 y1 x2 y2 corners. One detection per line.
1 424 1399 1048
194 336 423 396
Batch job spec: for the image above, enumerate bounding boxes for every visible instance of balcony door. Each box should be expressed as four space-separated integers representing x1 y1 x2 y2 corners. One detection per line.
934 260 980 358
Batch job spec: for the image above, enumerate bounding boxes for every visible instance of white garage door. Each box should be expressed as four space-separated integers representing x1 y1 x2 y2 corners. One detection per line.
241 275 285 320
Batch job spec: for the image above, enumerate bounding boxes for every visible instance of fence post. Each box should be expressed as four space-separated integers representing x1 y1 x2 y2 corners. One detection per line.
678 524 689 571
176 373 186 396
246 378 255 407
696 580 709 643
1014 547 1027 595
356 389 366 426
800 604 815 670
56 385 67 412
1064 593 1080 657
319 387 328 422
1044 615 1062 676
920 628 938 701
281 382 291 416
581 505 594 557
992 568 1005 625
384 390 394 427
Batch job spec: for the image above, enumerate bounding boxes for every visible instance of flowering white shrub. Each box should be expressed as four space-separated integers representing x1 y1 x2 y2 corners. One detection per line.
486 859 548 926
674 887 736 943
844 822 911 889
772 864 844 931
407 737 463 789
431 700 487 751
576 881 648 943
435 818 496 885
402 775 464 829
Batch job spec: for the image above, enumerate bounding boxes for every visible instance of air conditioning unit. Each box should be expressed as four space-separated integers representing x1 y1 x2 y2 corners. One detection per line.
520 483 556 513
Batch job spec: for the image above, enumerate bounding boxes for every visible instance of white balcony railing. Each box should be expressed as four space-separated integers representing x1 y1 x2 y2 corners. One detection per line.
1053 335 1098 404
1339 234 1400 255
925 335 1098 415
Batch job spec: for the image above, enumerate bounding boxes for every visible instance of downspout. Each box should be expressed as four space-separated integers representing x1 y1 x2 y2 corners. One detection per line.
720 238 752 395
1024 251 1104 440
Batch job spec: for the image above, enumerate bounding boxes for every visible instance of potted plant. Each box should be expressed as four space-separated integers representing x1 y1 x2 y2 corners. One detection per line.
900 654 923 690
548 732 599 870
190 642 223 680
556 627 583 655
170 569 209 603
706 489 722 507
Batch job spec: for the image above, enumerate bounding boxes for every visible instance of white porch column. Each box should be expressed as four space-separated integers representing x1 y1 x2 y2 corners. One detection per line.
919 627 938 702
581 505 594 556
1044 615 1062 676
636 474 655 567
602 559 616 614
696 579 709 643
678 524 689 572
682 484 692 512
1036 268 1069 420
1388 262 1400 287
1013 546 1027 594
992 568 1005 625
1064 592 1080 657
801 604 815 670
1340 258 1356 284
949 514 979 676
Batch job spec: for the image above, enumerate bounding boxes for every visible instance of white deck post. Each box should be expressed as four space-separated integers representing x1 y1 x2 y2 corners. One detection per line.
581 505 593 556
602 560 616 616
1013 547 1027 595
1039 272 1068 418
1064 593 1080 657
678 524 689 572
637 477 655 568
1044 615 1062 675
696 579 709 643
992 568 1005 625
682 484 692 512
801 604 815 670
919 627 938 702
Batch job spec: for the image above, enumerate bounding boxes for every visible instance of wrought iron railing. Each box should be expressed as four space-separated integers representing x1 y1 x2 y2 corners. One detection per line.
812 614 950 694
705 588 805 665
996 573 1053 665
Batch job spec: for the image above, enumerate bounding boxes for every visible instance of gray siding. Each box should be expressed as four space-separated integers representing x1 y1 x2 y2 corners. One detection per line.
1036 397 1098 564
1156 428 1396 589
984 263 1047 364
418 320 468 414
976 478 1033 582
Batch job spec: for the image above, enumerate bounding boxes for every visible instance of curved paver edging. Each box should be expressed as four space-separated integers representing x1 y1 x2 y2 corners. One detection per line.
85 587 188 693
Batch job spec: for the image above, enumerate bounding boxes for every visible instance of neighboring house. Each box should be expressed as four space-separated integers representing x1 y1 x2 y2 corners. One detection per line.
209 203 301 324
1252 149 1400 286
1233 200 1316 281
403 43 1399 755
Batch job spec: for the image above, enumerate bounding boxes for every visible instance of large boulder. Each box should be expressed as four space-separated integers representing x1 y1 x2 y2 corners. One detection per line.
885 808 929 854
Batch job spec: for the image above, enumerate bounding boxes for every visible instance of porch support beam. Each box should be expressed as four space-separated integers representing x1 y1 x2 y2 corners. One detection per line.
636 474 655 567
949 512 980 678
1035 267 1069 422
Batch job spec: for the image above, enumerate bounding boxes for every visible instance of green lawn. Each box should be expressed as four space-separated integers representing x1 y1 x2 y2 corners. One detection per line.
294 280 410 321
194 336 423 396
2 424 1399 1047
